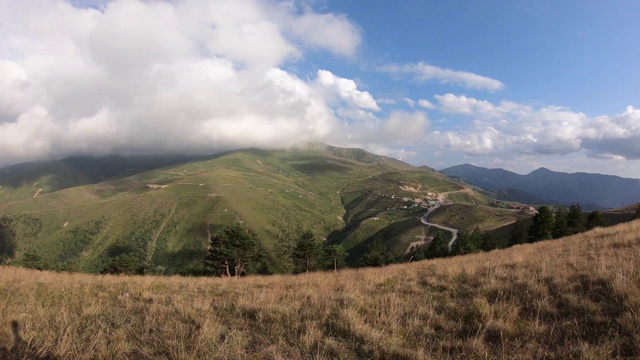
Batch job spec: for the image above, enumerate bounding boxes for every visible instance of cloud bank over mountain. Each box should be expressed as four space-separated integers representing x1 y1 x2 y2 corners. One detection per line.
1 0 639 178
0 0 392 164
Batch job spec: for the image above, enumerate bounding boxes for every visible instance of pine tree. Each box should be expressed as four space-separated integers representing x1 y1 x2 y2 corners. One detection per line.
359 239 394 267
452 227 481 255
205 223 259 277
529 206 554 242
567 204 585 234
586 210 606 229
293 230 322 273
553 207 570 239
271 219 301 274
508 217 529 246
478 232 499 251
102 253 144 275
0 219 16 264
323 245 348 271
425 232 449 259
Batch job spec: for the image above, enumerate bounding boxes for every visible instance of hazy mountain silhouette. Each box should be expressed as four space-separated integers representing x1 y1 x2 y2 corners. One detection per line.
441 164 640 210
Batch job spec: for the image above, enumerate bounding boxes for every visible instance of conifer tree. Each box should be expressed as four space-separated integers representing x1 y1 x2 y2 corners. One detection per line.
509 217 529 246
323 244 348 271
553 207 570 239
567 204 585 234
452 227 481 255
425 232 449 259
586 210 606 229
205 223 259 277
359 239 394 267
293 230 322 273
529 206 554 242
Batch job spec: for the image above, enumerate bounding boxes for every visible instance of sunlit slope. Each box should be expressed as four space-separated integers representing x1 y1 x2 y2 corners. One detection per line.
0 146 506 272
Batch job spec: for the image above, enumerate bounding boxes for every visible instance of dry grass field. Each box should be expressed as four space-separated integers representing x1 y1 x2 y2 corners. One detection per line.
1 220 639 359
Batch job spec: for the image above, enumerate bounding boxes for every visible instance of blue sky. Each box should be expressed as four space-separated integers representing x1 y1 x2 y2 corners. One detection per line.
318 1 639 114
1 0 639 177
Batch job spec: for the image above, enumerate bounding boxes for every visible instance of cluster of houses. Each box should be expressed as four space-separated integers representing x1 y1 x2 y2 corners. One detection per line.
508 205 536 211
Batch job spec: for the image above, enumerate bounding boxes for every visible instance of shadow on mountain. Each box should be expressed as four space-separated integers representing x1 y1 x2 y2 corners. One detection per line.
288 156 352 174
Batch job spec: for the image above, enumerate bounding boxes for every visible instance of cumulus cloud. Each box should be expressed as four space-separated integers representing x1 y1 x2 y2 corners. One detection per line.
337 110 430 146
284 8 362 58
378 62 505 91
580 106 640 160
431 94 640 161
0 0 405 167
376 98 397 105
418 99 435 109
316 69 380 111
402 97 416 107
384 110 430 141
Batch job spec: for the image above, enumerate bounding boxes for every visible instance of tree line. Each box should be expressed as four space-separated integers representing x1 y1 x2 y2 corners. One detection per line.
180 223 349 277
9 205 640 275
509 204 608 245
406 204 639 262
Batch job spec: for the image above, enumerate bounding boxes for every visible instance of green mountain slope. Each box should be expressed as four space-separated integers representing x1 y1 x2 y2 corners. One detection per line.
0 146 514 273
0 154 206 205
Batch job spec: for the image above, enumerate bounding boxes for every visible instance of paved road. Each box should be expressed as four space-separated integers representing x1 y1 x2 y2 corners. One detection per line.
420 205 459 252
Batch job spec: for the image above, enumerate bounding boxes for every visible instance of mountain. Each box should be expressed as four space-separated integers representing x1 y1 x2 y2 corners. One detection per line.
0 145 518 273
0 154 207 205
493 188 555 205
441 164 640 210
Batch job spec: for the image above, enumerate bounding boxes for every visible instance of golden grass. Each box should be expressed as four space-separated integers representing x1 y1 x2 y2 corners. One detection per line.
2 220 640 359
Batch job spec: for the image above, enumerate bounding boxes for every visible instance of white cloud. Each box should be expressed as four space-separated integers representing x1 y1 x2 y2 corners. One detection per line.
431 94 640 161
377 98 397 105
580 106 640 160
402 97 416 107
316 69 380 111
378 62 505 91
336 110 430 146
284 9 362 58
0 0 376 166
418 99 435 109
384 110 430 141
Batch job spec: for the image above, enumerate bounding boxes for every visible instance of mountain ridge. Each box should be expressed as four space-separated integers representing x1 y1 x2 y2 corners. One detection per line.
440 163 640 210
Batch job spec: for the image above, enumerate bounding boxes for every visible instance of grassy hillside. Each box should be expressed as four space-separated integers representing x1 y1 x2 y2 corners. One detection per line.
0 155 203 205
0 146 508 273
428 204 522 232
2 220 639 359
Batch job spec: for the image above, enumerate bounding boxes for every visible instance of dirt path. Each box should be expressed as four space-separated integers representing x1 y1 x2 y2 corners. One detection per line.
32 189 42 198
437 187 476 204
147 204 176 263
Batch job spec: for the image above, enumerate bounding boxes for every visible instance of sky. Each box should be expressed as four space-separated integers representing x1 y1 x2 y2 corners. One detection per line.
1 0 639 178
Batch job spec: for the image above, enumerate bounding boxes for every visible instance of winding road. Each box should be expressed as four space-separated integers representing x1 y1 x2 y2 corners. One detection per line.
420 205 459 252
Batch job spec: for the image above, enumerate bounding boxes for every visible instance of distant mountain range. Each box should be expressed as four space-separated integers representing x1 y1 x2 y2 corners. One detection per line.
440 164 640 210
